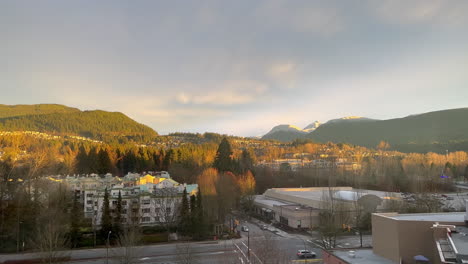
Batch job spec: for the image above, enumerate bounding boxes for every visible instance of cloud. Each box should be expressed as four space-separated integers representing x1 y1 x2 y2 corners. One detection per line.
255 1 345 35
369 0 468 26
268 62 297 89
176 80 268 105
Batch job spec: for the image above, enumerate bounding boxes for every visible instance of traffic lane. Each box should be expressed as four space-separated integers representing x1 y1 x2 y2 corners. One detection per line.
278 237 323 263
67 250 240 264
66 244 240 264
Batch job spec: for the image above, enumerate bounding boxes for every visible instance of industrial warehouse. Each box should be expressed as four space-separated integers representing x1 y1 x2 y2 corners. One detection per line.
254 187 402 229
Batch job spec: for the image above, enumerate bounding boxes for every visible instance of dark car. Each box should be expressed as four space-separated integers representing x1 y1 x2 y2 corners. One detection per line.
241 226 249 232
297 249 316 259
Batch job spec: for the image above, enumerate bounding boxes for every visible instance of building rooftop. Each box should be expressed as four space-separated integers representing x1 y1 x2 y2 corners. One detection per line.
388 212 465 222
451 226 468 260
254 195 293 209
331 249 397 264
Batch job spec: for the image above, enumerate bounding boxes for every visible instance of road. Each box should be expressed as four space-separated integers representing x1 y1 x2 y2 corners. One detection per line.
0 220 328 264
235 221 323 263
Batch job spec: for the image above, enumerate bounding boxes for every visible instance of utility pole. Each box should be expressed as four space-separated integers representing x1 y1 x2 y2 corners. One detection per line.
106 231 112 264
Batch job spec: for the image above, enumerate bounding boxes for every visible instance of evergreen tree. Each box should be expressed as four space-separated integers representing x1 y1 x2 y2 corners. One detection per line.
179 188 190 235
97 148 112 175
75 145 89 174
88 147 100 173
189 195 197 236
195 189 206 240
213 137 234 172
114 191 123 237
238 149 255 174
69 192 81 248
100 188 113 241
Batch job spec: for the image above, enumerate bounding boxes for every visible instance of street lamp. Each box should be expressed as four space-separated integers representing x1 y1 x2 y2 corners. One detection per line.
106 231 112 264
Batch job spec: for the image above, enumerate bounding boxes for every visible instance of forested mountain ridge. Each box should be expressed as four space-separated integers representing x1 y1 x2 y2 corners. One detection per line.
0 104 80 118
0 104 158 143
308 108 468 152
261 108 468 153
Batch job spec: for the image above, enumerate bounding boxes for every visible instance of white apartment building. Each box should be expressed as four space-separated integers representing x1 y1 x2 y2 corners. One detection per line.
61 172 198 228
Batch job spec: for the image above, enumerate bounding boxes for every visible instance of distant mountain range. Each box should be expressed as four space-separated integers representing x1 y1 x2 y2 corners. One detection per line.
262 108 468 153
0 104 158 143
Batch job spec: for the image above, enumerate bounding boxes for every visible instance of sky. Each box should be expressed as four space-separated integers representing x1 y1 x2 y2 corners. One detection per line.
1 0 468 136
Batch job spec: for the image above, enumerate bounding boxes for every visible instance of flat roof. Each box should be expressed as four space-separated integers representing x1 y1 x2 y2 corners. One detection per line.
254 195 293 209
332 249 397 264
388 212 465 222
265 187 401 203
451 226 468 258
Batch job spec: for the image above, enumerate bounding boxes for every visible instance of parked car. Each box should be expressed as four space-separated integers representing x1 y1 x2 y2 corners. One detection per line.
241 226 249 232
297 250 316 259
261 225 268 230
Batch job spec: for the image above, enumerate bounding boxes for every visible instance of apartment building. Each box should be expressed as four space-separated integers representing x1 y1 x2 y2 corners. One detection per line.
62 172 198 228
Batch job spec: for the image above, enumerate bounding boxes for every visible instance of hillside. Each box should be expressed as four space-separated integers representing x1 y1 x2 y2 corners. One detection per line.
308 108 468 153
0 104 158 143
0 104 80 118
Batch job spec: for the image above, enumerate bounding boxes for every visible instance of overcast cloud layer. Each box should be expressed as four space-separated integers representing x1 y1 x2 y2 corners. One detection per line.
1 0 468 136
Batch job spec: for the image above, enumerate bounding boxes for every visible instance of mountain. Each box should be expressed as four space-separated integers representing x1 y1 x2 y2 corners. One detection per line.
324 116 376 124
303 121 321 133
262 124 308 141
261 108 468 153
0 104 80 118
261 117 371 142
0 104 158 143
308 108 468 153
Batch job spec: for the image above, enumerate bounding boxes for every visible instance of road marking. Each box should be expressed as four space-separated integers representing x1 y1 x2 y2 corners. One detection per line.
241 241 263 264
233 242 249 263
291 259 323 263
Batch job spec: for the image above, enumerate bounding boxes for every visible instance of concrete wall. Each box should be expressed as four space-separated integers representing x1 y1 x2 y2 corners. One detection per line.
373 213 463 264
372 213 400 262
273 205 320 228
397 220 440 264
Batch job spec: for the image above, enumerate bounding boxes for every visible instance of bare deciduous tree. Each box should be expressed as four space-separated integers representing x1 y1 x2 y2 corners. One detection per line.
115 224 141 264
250 233 289 264
175 241 198 264
153 188 181 232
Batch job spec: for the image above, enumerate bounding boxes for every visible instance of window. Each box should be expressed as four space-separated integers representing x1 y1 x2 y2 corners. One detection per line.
112 200 117 205
142 217 151 222
142 208 151 213
122 201 127 206
142 199 150 205
86 193 94 197
87 200 93 204
122 209 127 214
166 207 171 213
86 207 93 212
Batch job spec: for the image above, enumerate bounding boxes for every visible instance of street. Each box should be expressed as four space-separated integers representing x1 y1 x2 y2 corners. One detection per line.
0 219 376 264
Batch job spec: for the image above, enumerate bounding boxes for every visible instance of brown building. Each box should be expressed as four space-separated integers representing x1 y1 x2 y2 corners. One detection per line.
324 209 468 264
